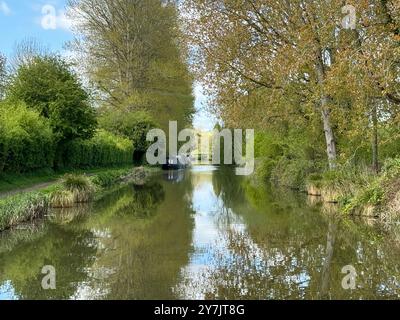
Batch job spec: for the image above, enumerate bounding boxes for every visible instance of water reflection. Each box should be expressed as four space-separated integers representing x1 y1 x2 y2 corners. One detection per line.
0 166 399 300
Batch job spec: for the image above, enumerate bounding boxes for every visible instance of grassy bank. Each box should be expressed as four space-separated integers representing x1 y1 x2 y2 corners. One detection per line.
253 156 400 225
0 166 154 231
0 165 135 194
303 159 400 222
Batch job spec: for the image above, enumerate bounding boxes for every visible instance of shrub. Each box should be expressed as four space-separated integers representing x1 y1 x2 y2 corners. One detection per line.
50 189 75 208
91 169 130 188
62 130 134 169
254 158 277 183
63 174 92 191
62 174 94 203
270 158 317 190
98 110 156 162
0 101 54 174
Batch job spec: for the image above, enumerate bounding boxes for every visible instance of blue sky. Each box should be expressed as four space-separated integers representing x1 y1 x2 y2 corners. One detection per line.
0 0 215 130
0 0 72 56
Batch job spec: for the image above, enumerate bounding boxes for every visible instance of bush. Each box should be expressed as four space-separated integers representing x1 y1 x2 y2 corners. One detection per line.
0 102 54 173
91 168 131 188
270 158 317 190
62 174 92 192
254 158 277 183
50 174 95 207
254 132 284 159
98 110 157 162
62 130 134 169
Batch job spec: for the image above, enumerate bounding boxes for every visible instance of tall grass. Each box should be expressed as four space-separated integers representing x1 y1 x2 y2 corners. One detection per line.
50 174 94 207
0 167 151 231
0 193 49 230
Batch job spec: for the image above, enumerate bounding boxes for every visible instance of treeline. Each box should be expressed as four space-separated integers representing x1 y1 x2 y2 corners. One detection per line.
0 55 133 174
0 0 194 175
184 0 400 181
0 93 133 174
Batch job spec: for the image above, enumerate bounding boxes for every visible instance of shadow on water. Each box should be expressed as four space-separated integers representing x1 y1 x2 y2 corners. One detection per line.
0 166 399 299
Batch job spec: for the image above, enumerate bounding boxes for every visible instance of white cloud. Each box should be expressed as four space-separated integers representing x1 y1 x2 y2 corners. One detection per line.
40 5 74 31
0 1 11 16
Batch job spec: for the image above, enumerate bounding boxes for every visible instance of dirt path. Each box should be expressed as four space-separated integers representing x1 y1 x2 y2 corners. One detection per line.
0 171 107 200
0 180 59 200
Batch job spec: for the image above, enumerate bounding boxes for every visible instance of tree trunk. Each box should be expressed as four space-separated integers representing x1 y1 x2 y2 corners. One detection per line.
319 219 337 299
316 59 337 169
371 104 379 173
321 106 337 170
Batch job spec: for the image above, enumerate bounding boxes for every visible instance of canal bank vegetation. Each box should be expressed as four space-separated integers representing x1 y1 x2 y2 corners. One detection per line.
183 1 400 227
0 167 151 231
1 1 195 229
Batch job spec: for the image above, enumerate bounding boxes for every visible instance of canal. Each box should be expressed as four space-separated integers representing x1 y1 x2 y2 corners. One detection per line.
0 166 399 299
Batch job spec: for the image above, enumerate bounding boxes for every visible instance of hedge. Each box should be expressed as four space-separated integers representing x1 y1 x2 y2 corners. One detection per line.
0 102 54 173
62 130 134 168
0 102 134 174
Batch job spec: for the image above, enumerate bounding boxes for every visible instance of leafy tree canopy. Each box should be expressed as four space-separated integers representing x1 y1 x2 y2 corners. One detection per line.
7 55 97 143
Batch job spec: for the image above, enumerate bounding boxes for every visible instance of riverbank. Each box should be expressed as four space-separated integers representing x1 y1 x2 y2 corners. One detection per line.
305 159 400 222
0 165 139 196
254 157 400 227
0 166 156 232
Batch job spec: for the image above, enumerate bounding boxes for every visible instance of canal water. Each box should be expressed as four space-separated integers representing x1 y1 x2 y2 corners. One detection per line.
0 166 399 299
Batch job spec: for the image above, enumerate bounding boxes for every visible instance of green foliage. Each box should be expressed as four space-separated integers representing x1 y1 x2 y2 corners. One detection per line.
60 174 94 203
91 168 131 188
62 130 134 169
7 55 97 143
99 110 156 155
342 180 385 215
0 167 140 230
252 129 324 189
254 158 277 183
50 189 76 208
62 174 92 192
382 157 400 178
0 101 54 173
254 132 284 159
270 158 316 190
69 0 195 133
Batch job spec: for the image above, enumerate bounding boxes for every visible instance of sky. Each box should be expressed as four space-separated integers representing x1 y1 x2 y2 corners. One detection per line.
0 0 215 130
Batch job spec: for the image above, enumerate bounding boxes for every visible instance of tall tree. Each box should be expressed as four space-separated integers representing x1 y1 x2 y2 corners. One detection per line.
326 1 400 171
68 0 195 132
0 53 6 100
183 0 344 168
183 0 400 169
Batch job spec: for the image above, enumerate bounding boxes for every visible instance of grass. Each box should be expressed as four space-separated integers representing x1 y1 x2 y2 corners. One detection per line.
0 168 58 194
49 189 76 208
304 158 400 222
0 165 134 194
305 164 375 203
0 166 156 231
0 192 50 231
342 158 400 220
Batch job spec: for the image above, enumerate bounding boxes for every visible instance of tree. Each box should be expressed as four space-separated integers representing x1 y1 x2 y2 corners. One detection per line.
10 38 49 72
0 53 6 100
98 109 157 162
183 0 400 170
68 0 195 132
324 1 400 172
7 55 97 163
